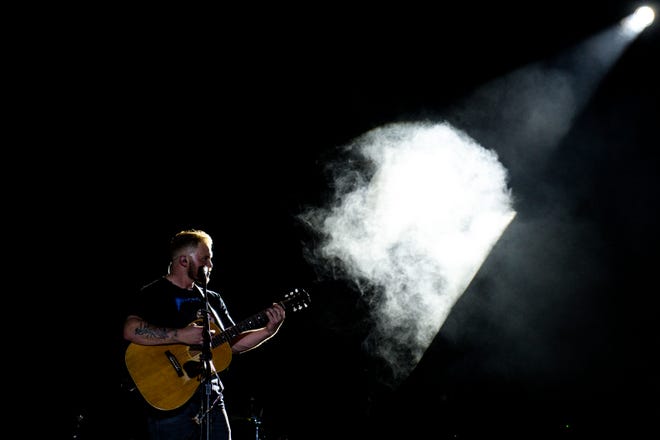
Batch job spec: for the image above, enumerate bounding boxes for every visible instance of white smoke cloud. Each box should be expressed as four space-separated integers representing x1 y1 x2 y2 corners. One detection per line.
301 121 516 386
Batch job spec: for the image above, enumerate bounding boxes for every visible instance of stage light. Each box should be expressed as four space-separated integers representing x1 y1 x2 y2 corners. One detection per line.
622 5 655 33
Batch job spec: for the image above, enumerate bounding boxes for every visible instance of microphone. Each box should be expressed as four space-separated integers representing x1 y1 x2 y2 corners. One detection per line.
198 266 208 284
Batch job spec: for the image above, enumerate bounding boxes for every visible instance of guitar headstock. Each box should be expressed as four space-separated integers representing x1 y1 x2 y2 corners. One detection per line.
280 288 311 313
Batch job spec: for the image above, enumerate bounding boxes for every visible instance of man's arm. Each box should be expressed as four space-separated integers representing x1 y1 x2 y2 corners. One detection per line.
123 315 207 346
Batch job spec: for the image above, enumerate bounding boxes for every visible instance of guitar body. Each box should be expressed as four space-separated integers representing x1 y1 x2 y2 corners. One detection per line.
125 288 310 410
125 321 232 411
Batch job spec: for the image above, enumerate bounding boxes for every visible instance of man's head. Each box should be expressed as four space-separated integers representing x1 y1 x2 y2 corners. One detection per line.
168 229 213 281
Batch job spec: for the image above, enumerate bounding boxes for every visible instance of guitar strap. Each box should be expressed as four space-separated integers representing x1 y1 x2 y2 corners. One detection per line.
194 284 227 392
195 284 224 330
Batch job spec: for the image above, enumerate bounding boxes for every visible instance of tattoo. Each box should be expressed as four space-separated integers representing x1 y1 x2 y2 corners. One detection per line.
134 322 175 340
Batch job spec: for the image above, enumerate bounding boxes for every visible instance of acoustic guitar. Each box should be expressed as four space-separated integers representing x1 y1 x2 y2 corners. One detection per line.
125 288 310 410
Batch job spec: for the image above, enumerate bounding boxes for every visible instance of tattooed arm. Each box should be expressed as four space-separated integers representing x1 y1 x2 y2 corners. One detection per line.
123 315 207 346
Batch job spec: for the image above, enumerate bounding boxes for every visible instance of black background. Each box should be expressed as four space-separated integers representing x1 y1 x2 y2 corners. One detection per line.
32 2 659 439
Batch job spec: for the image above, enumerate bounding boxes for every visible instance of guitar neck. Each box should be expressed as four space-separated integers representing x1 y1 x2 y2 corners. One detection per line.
211 288 310 348
213 310 269 346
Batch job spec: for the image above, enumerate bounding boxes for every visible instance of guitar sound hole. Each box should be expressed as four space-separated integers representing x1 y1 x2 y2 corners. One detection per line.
184 361 202 379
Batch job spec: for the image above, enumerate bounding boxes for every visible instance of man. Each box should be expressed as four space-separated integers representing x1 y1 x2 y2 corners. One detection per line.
123 229 286 439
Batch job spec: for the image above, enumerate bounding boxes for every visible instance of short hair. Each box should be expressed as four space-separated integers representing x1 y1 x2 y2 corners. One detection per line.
169 229 213 260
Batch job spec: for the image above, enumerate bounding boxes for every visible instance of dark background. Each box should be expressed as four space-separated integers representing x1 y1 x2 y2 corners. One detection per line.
36 2 658 439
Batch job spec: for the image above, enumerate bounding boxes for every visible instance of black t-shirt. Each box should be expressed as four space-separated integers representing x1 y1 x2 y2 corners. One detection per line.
127 277 235 331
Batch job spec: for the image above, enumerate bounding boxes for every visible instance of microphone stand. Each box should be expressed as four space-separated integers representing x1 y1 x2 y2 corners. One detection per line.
198 266 214 440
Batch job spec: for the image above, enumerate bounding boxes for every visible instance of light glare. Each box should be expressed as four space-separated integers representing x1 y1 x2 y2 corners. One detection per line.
623 5 655 33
